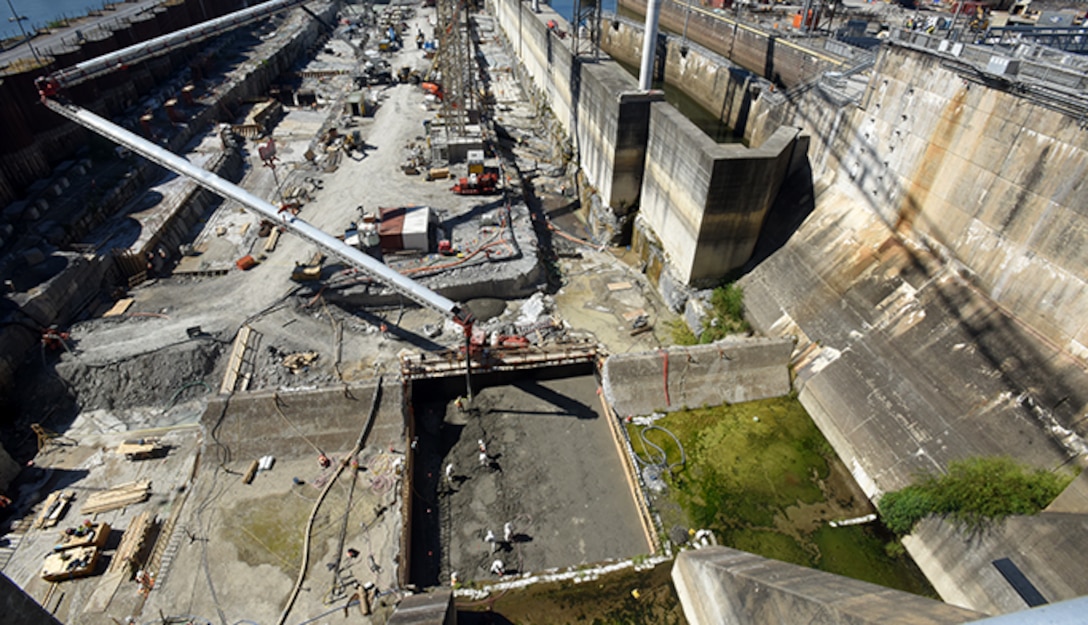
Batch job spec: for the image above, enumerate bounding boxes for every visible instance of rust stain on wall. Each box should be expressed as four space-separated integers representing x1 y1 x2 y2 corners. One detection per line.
896 86 968 234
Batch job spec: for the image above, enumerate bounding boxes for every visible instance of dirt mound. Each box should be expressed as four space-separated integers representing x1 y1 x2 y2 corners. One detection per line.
55 339 224 411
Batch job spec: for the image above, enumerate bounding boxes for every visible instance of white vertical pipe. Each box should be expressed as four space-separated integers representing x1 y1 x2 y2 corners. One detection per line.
638 0 663 91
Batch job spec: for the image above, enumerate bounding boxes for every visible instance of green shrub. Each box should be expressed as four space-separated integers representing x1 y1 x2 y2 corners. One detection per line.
878 456 1074 536
699 283 749 342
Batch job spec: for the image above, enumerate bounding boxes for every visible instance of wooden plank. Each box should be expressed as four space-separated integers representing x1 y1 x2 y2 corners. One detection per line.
264 228 281 252
242 460 259 485
607 281 633 292
108 511 154 574
622 308 647 321
103 298 134 318
220 325 252 394
81 481 151 514
34 491 74 529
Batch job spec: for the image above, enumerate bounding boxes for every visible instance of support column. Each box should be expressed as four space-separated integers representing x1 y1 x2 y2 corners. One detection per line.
638 0 663 91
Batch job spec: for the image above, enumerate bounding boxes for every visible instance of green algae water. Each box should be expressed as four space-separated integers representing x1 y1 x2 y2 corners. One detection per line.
627 396 937 597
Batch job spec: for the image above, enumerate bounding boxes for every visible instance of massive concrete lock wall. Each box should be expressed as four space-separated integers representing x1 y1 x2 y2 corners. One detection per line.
488 0 660 242
493 0 804 281
639 103 801 286
673 547 984 625
736 33 1088 614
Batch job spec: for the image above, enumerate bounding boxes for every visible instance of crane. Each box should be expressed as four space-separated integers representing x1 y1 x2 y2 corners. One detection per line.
34 0 480 396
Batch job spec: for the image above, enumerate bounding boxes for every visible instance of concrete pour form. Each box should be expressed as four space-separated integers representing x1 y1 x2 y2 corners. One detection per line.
409 373 651 587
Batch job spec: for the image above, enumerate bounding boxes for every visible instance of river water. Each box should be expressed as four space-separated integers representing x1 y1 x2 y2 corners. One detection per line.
0 0 106 40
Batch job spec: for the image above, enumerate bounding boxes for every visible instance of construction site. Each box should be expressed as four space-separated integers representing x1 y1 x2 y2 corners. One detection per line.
0 1 688 624
9 0 1088 622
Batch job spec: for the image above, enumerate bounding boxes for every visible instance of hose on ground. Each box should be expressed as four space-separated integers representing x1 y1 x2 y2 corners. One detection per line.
275 377 383 625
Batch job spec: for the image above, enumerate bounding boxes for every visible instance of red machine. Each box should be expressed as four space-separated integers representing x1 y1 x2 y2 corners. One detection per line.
451 172 499 195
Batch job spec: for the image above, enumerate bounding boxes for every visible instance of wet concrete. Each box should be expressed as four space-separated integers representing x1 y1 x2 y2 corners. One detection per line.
410 373 650 587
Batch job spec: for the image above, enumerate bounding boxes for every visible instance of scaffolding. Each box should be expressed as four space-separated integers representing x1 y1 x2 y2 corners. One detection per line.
433 0 478 162
572 0 601 61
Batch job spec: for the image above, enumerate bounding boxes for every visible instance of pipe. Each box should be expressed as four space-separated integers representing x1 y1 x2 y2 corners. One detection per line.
638 0 664 90
43 0 309 91
532 0 540 13
42 99 470 326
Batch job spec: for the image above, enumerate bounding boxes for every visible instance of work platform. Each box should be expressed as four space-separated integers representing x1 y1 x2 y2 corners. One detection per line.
399 340 600 380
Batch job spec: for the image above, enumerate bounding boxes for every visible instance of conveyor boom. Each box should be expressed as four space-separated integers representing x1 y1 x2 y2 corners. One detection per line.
43 99 468 323
36 0 309 94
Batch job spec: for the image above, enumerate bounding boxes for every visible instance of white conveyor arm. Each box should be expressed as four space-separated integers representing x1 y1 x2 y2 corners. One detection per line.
44 98 469 324
37 0 309 94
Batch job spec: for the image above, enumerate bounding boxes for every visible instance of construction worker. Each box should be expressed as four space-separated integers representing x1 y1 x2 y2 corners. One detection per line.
445 462 455 485
503 521 513 543
416 29 424 49
478 439 487 455
484 529 497 552
490 559 504 576
478 451 488 467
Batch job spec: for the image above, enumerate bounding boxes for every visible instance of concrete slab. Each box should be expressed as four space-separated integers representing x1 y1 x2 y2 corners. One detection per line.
410 374 651 587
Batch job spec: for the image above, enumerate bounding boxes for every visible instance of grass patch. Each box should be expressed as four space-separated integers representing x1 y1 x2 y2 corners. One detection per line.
631 396 937 597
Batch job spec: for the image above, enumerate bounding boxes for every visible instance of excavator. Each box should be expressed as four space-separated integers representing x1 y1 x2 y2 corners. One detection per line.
33 0 486 394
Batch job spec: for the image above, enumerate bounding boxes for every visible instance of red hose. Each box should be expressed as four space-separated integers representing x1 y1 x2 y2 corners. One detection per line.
661 349 670 407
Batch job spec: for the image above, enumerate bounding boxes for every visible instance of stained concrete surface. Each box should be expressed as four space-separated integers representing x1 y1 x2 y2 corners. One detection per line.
0 3 692 625
673 547 984 625
410 374 651 587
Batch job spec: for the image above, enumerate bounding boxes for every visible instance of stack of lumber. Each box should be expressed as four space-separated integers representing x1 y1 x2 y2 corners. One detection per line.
80 480 151 515
108 511 156 575
34 490 74 529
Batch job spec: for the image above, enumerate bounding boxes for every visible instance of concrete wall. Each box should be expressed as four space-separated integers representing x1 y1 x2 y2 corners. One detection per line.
616 0 849 89
489 0 660 242
600 17 769 143
202 381 403 460
638 102 800 286
756 40 1088 371
672 547 984 625
0 572 63 625
601 337 793 417
906 514 1088 615
737 39 1088 613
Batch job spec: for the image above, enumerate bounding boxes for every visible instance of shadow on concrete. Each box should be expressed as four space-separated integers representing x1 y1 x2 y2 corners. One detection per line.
510 378 597 418
457 612 517 625
0 467 90 531
442 197 507 231
742 156 816 272
350 308 446 352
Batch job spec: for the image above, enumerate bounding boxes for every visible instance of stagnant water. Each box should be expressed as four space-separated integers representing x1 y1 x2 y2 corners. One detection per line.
615 57 745 144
